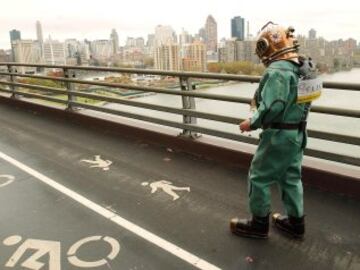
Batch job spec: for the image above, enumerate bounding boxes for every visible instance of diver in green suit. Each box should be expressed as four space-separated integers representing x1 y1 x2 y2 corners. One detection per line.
230 23 321 239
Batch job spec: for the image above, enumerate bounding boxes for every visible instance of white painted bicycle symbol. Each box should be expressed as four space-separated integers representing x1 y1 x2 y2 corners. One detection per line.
2 235 120 270
0 175 15 188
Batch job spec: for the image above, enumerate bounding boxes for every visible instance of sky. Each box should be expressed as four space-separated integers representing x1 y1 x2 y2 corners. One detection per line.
1 0 360 49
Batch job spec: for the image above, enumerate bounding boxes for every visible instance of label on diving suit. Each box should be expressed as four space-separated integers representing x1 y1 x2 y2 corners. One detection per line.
297 77 322 103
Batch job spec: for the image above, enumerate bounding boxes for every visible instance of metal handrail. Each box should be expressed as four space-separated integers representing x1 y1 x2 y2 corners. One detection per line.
0 75 359 118
0 73 359 118
0 62 262 83
0 62 359 166
0 73 253 103
0 87 68 104
0 80 359 147
1 62 360 90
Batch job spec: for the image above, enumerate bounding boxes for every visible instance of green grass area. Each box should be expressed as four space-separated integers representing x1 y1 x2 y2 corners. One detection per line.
17 88 104 106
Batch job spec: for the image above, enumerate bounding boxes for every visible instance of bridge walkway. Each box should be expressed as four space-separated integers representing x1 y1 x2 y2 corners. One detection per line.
0 104 359 270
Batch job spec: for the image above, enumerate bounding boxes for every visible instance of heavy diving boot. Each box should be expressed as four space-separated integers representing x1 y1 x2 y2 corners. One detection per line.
230 215 269 239
272 213 305 239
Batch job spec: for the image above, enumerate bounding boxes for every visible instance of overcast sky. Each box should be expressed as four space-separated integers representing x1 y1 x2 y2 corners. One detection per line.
1 0 359 49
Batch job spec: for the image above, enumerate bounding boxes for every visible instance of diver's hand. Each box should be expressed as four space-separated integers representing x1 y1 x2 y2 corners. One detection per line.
239 119 251 133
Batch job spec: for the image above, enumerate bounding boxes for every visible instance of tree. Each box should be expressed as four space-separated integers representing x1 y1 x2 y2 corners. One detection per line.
144 57 154 68
207 63 222 73
333 58 340 69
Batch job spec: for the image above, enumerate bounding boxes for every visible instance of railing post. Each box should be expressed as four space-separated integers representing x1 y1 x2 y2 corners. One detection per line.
7 64 17 99
63 68 76 111
179 76 199 139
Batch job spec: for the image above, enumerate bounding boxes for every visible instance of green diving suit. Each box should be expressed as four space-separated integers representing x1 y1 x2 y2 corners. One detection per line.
248 60 308 218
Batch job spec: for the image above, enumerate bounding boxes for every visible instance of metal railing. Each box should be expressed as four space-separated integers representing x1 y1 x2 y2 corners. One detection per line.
0 62 359 166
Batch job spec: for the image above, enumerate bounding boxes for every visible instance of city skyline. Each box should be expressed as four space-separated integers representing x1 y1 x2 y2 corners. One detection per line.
1 0 360 49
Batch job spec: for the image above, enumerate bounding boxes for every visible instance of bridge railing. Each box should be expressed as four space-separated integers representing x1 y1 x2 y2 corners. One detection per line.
0 62 359 166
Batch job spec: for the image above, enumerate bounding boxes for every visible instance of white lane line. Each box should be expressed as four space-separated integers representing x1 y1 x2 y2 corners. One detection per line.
0 151 222 270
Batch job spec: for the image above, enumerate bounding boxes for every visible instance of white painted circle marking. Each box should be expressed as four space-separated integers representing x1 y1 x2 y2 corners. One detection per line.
67 236 120 268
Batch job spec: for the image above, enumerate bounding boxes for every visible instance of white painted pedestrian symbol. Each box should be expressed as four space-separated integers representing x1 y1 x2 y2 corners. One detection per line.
81 155 112 171
2 235 120 269
3 235 61 270
0 175 14 188
142 180 190 201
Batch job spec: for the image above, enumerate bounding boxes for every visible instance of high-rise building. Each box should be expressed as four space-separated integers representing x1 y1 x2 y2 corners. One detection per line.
43 37 66 65
181 41 206 72
179 29 193 46
110 29 119 54
146 34 155 48
90 40 113 61
247 21 250 40
65 39 79 58
198 28 206 42
9 29 21 43
12 40 36 63
145 34 156 58
12 40 39 73
154 44 180 71
78 41 91 65
218 38 258 64
205 15 218 52
154 25 176 47
36 21 44 59
135 37 145 49
219 38 237 62
126 37 136 48
309 29 317 40
0 50 11 62
231 16 245 41
236 40 258 63
36 21 43 44
9 29 21 61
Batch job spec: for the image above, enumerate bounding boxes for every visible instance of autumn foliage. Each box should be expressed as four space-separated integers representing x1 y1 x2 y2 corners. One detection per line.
207 61 265 76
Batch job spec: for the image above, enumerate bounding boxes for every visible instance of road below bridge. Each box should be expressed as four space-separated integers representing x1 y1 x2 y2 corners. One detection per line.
0 104 359 270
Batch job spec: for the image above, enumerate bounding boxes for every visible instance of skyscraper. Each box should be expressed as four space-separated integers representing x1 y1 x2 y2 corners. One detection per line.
181 41 206 72
146 34 155 48
110 29 119 54
43 37 66 65
154 25 176 47
36 21 44 59
309 29 317 40
154 44 180 71
90 40 113 61
205 15 218 52
231 16 245 41
10 29 21 43
12 40 39 72
179 29 193 46
198 27 206 41
36 21 43 44
126 37 136 48
9 29 21 61
135 37 145 49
